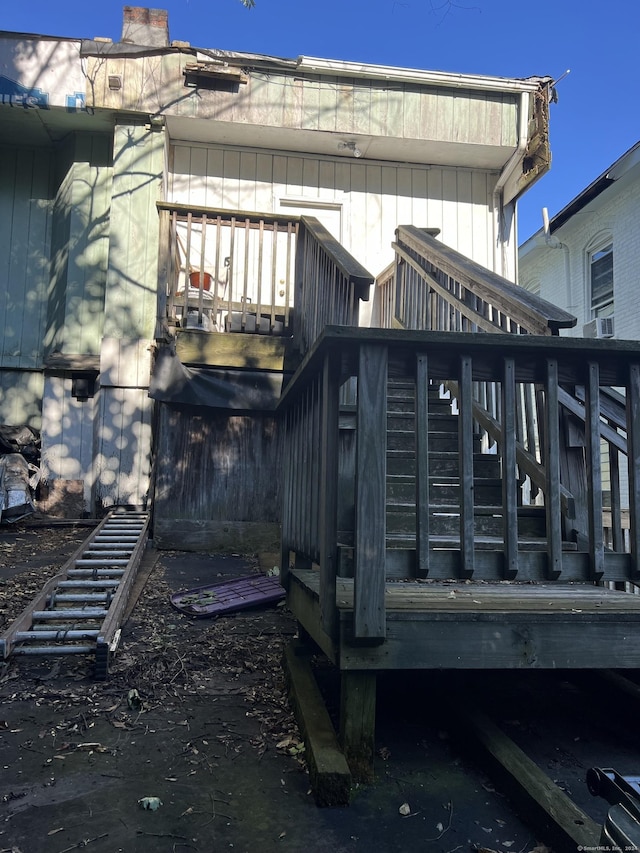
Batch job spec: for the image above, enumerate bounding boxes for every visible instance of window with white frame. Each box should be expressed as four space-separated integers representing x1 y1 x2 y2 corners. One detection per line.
589 240 614 317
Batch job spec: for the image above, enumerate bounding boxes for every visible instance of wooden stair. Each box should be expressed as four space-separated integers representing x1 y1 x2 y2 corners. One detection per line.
338 379 575 580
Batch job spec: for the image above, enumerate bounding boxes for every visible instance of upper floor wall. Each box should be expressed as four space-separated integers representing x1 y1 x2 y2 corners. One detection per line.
85 48 542 174
168 142 500 291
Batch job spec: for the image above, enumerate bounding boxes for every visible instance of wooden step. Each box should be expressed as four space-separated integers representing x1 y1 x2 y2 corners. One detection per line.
385 505 547 538
387 475 503 505
387 411 458 432
387 451 502 478
387 430 480 453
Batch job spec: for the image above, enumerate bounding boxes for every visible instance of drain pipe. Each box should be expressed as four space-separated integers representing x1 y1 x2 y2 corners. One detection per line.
542 207 573 314
492 90 530 279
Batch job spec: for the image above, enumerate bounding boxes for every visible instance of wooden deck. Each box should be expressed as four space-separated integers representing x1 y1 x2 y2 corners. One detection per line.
289 568 640 671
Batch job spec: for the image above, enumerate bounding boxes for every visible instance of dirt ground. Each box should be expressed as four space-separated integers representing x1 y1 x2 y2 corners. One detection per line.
0 521 588 853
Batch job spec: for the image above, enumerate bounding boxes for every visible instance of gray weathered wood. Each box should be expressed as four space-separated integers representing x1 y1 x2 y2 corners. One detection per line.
448 705 601 852
415 353 430 576
585 361 605 580
320 352 340 640
340 670 377 783
501 357 518 578
284 642 351 805
627 364 640 578
354 345 387 640
458 355 475 578
396 225 576 335
544 359 562 579
609 445 623 552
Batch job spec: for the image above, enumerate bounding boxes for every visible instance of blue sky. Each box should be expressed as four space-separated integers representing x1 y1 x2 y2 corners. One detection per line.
2 0 639 243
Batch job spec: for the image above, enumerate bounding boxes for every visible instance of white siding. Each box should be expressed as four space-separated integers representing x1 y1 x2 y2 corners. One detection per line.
519 173 640 340
41 375 97 508
169 143 498 286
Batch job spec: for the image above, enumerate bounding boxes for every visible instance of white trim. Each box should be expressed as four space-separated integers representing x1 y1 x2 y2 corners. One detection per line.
297 56 549 94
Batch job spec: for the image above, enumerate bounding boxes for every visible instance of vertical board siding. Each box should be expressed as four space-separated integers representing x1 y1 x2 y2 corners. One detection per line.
0 370 44 427
103 124 164 341
41 374 97 493
0 146 54 369
154 407 281 523
169 143 497 283
94 386 153 508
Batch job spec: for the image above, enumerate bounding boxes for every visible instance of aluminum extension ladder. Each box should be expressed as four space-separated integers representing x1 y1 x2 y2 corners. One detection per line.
0 508 149 679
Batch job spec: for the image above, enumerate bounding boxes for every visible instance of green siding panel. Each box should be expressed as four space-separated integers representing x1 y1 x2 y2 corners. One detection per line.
0 146 54 370
103 123 163 340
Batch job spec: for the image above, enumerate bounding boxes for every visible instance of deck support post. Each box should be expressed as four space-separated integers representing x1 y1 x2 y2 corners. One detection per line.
354 344 387 640
340 670 377 783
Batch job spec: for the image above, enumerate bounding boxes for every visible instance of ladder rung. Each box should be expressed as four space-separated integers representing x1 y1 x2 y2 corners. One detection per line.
33 609 108 619
92 537 139 543
47 594 112 603
16 630 100 641
67 569 125 578
75 559 130 567
58 580 121 588
82 548 132 559
29 623 99 632
101 526 143 533
14 645 95 655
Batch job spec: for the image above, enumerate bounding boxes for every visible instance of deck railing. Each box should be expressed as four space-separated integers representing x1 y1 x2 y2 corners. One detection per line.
156 203 373 355
279 327 640 643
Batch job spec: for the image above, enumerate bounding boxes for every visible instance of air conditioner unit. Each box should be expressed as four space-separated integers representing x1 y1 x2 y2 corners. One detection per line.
583 317 615 339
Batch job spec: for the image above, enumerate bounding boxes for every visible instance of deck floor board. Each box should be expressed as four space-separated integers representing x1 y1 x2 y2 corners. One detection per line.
291 569 640 614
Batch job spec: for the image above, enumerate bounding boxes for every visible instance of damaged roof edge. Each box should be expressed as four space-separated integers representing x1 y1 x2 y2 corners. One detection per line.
81 35 552 95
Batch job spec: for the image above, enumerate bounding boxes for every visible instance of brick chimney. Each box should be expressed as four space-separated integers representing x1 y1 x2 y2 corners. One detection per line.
121 7 169 47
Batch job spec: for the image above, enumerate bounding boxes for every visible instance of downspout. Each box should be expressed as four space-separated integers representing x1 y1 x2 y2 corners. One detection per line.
542 207 573 316
492 90 530 278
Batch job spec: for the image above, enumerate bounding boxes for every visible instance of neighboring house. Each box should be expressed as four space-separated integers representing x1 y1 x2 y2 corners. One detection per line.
519 139 640 340
0 6 555 543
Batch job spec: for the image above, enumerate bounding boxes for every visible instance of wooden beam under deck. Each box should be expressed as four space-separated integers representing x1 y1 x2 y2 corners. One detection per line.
176 330 290 371
288 568 640 670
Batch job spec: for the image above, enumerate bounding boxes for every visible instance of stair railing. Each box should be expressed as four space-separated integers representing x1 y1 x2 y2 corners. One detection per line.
373 225 576 336
294 217 373 355
279 328 640 645
373 224 571 516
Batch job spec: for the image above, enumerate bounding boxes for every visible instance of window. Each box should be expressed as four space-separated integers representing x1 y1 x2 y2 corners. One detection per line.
589 241 613 317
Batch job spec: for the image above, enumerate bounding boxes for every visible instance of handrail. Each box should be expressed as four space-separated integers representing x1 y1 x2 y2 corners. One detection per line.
380 225 577 336
299 217 373 300
294 217 374 355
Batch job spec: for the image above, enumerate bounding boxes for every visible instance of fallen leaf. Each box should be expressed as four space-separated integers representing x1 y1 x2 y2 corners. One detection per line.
139 796 163 811
399 802 411 816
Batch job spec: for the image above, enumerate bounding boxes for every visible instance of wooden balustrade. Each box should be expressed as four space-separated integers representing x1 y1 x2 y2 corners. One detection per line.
157 202 298 336
156 203 373 356
371 225 638 566
294 217 373 354
373 225 576 337
279 328 640 642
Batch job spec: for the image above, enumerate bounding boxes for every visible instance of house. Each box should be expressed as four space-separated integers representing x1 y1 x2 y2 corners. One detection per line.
0 6 553 538
5 8 640 802
519 139 640 341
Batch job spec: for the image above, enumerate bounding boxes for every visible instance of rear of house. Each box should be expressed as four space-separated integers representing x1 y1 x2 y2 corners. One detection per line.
0 6 552 531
